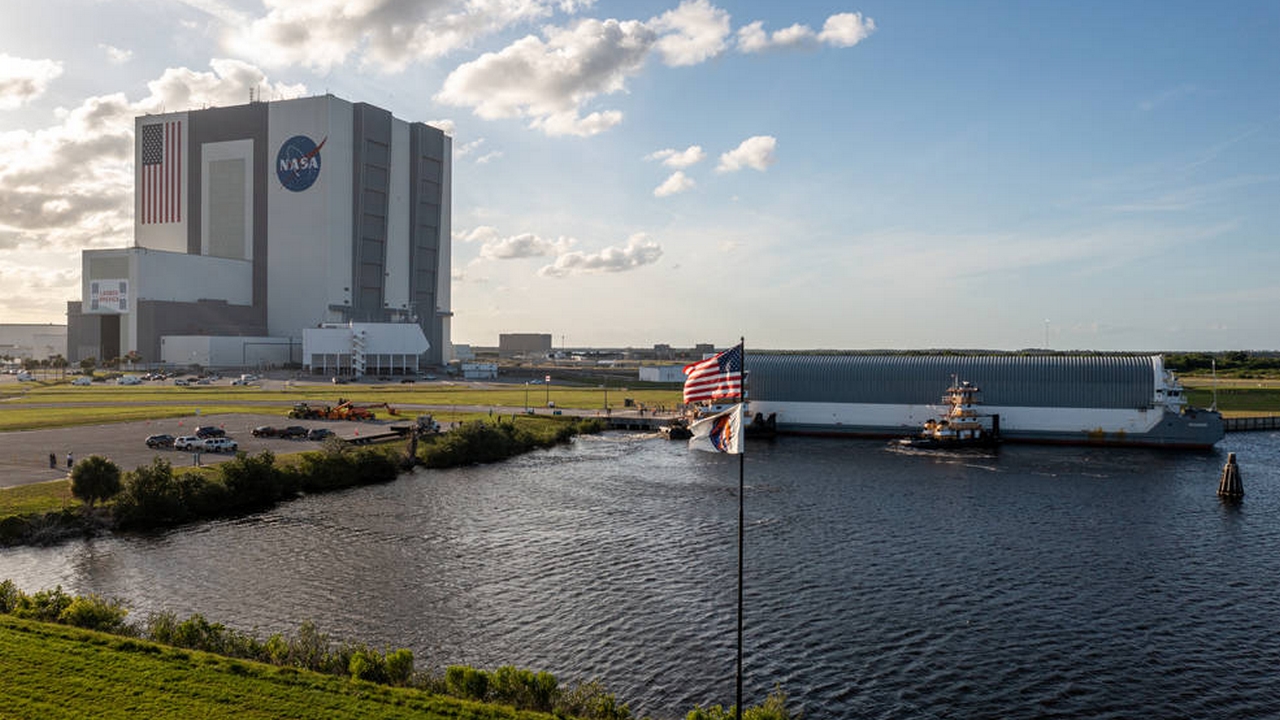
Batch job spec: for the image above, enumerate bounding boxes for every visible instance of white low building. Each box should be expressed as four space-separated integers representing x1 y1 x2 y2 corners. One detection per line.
639 365 687 383
303 322 429 377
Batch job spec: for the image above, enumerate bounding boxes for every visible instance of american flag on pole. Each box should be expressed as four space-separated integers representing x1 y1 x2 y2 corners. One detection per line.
682 342 744 403
140 121 182 224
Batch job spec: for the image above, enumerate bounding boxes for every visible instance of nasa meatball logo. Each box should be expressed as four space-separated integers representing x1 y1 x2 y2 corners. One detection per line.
276 135 326 192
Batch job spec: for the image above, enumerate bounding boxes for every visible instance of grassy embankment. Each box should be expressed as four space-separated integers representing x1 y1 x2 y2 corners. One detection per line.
1181 376 1280 417
0 614 561 720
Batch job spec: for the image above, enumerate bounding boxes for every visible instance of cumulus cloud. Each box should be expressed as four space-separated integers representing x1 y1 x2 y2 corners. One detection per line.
475 150 503 164
716 135 776 172
646 145 705 168
649 0 731 67
464 226 573 259
819 12 876 47
435 4 873 137
654 171 695 197
737 12 874 52
426 118 456 136
0 60 305 311
0 54 63 110
435 17 654 137
222 0 582 73
538 233 662 276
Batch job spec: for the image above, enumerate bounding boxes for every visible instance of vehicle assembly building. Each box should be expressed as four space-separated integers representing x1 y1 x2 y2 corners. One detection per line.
66 94 451 374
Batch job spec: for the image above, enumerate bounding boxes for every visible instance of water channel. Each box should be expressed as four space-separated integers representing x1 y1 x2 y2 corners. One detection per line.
3 431 1280 718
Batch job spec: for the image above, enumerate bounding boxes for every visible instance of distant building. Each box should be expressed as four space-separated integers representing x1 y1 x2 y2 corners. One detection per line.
0 324 67 361
639 365 686 383
461 362 498 380
66 94 452 372
499 333 552 358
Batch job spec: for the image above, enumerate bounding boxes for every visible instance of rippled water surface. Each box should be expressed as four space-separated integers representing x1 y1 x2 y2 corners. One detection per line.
4 432 1280 718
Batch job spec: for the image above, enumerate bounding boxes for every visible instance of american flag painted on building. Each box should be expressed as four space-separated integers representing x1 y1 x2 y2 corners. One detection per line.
140 121 181 224
682 342 744 403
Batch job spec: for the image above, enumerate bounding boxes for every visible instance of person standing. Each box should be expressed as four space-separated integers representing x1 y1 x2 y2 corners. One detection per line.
49 452 56 469
66 451 73 469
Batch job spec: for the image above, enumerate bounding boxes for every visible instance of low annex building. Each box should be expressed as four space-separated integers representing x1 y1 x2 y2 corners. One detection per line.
66 94 452 373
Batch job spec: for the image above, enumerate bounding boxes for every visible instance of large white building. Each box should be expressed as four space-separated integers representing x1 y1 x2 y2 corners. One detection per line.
67 95 451 373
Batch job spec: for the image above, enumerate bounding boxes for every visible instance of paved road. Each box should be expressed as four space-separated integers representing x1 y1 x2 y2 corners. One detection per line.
0 413 407 489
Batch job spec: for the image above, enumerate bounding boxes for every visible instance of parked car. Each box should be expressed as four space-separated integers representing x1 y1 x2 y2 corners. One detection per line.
145 434 176 448
173 435 203 451
117 375 142 386
71 377 92 386
174 378 191 386
194 426 225 438
307 428 334 441
331 376 348 384
280 426 309 439
251 425 279 438
202 437 238 453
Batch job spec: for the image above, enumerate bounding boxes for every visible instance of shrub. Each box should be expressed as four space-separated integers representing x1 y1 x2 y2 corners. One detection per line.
69 455 123 509
685 687 797 720
341 646 414 687
0 579 21 613
114 458 185 527
218 451 287 510
557 679 634 720
58 593 131 634
445 665 490 701
490 665 558 713
384 648 414 686
12 585 73 623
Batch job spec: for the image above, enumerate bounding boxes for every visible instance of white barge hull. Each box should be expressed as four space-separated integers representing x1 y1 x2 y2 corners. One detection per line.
747 400 1223 449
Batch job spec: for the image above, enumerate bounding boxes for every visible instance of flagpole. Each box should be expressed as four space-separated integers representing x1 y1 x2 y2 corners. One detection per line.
735 336 745 720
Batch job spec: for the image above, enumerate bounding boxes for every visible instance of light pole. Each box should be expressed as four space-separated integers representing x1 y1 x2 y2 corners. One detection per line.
524 381 530 413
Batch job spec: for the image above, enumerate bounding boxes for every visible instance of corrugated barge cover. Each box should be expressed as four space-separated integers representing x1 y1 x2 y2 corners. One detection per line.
747 354 1158 409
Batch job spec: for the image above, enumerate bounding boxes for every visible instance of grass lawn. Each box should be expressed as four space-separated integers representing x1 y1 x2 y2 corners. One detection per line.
0 615 554 720
0 480 78 517
0 383 680 432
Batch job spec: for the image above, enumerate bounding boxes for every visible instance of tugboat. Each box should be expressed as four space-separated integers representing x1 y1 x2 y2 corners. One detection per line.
660 418 693 440
898 377 1000 449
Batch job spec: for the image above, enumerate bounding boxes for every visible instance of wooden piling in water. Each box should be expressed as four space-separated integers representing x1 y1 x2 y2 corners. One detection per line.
1217 452 1244 498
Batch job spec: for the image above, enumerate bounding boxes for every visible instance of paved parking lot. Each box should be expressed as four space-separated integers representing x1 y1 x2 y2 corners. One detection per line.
0 413 402 489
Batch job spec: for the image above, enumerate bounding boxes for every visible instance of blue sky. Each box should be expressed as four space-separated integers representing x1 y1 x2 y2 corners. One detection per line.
1 1 1277 350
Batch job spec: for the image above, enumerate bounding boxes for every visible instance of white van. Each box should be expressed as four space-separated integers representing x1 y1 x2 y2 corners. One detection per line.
71 376 92 386
117 375 142 385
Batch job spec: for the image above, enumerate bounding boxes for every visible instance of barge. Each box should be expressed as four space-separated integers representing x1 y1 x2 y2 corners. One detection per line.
742 353 1222 449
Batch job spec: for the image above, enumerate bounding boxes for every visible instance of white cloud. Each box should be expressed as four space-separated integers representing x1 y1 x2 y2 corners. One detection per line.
538 233 662 276
646 145 705 168
436 18 654 136
818 13 876 48
738 12 874 53
100 45 134 65
455 138 486 157
475 150 503 164
0 60 305 313
465 227 573 259
654 170 695 197
649 0 731 67
716 135 776 172
222 0 580 73
0 54 63 110
426 119 456 136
